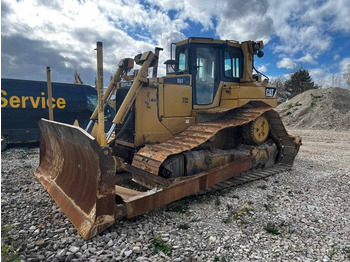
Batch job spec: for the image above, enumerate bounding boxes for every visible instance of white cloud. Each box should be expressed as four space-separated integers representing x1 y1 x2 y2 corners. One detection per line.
298 53 317 65
277 58 296 69
334 54 340 61
309 66 350 89
2 0 350 85
1 0 187 83
257 65 267 73
309 68 325 80
148 0 275 43
340 57 350 73
147 0 348 57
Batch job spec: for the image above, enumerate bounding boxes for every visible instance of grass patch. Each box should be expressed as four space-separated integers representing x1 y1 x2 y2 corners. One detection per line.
18 154 27 160
310 93 323 99
222 206 253 224
258 185 268 190
215 197 221 206
222 212 235 224
286 111 292 116
264 222 280 235
232 195 240 199
263 203 274 212
152 235 172 256
213 256 227 262
329 249 336 258
165 195 201 213
165 191 223 213
177 223 190 230
1 225 20 262
287 101 302 110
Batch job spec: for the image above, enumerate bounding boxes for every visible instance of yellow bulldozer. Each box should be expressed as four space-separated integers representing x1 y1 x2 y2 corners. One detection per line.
35 37 301 240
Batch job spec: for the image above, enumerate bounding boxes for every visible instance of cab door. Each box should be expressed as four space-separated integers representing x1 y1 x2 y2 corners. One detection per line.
191 45 220 106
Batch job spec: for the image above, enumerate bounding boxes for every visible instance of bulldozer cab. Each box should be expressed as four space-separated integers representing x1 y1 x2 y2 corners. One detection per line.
166 39 243 106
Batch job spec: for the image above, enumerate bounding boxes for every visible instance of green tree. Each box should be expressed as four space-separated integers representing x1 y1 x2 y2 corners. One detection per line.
285 68 318 98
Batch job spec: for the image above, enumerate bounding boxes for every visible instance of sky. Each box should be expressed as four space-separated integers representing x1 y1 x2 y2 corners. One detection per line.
1 0 350 88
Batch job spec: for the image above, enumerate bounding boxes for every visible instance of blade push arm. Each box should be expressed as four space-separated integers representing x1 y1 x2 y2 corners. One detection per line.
106 51 156 139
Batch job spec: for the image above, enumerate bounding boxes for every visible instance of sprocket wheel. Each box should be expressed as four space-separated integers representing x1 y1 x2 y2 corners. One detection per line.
244 115 270 144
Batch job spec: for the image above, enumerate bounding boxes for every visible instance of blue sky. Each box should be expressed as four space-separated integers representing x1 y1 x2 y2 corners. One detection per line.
2 0 350 87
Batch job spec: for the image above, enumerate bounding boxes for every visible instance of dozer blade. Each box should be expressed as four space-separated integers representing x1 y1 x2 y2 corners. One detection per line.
35 119 116 240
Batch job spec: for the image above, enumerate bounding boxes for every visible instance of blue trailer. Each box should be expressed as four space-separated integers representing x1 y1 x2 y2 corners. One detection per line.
1 78 114 150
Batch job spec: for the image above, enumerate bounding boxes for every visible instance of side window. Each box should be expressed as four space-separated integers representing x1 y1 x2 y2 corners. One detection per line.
224 51 241 78
195 47 216 105
177 48 188 73
179 53 186 71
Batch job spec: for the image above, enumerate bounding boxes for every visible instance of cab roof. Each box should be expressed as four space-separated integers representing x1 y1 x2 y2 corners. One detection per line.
176 37 241 48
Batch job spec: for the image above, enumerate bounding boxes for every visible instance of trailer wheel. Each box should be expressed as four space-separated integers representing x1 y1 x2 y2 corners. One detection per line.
1 135 7 152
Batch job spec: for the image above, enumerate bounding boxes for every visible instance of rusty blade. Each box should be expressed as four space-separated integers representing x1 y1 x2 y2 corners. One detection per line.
35 119 116 240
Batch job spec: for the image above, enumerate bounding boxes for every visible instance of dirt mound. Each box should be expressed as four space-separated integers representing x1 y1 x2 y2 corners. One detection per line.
277 87 350 131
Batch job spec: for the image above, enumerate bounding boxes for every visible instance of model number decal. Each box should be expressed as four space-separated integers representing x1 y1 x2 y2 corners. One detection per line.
265 88 276 97
163 77 190 85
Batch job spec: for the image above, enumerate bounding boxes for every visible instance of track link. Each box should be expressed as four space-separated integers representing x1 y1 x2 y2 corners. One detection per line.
198 164 291 194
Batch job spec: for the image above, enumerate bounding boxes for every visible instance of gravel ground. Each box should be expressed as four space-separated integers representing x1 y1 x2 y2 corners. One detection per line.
1 129 349 262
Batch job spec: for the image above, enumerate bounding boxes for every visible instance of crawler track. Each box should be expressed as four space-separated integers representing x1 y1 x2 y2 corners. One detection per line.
132 106 299 175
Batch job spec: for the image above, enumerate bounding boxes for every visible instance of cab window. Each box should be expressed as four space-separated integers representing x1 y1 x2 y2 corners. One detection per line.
195 47 216 105
224 50 241 78
176 47 188 73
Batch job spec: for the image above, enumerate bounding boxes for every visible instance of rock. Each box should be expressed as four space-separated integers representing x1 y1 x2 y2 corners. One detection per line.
27 258 40 262
56 249 67 258
132 245 141 253
69 246 80 254
209 235 217 244
65 254 74 262
124 250 133 257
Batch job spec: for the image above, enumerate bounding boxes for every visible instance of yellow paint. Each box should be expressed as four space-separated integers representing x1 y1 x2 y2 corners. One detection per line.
56 98 66 109
21 96 29 108
91 122 99 139
134 87 173 146
220 99 239 108
221 87 239 100
9 96 20 108
163 83 192 117
1 89 66 109
1 90 8 107
73 119 80 126
161 117 195 135
158 83 164 117
251 115 269 143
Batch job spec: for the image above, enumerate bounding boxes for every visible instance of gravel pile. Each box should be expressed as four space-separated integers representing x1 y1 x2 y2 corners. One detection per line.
277 87 350 131
1 129 350 261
